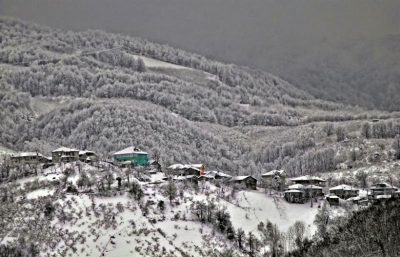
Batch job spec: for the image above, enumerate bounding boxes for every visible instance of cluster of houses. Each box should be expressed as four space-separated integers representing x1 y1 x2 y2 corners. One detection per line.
9 145 400 205
10 147 98 165
166 163 258 189
10 146 149 167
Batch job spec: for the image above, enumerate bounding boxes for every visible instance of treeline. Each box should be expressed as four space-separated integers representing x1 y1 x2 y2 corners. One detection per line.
362 120 400 139
1 17 400 177
11 99 256 175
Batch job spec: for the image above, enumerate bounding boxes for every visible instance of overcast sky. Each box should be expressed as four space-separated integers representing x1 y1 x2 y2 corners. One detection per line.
1 0 399 69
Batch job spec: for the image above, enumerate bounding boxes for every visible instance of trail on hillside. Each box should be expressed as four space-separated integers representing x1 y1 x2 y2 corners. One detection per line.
272 195 288 221
241 192 261 223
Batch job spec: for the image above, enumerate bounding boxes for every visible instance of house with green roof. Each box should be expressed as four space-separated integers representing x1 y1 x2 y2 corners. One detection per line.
112 146 149 166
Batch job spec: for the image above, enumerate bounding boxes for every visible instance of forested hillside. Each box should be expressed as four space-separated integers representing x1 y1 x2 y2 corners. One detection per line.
1 17 400 177
290 200 400 257
2 0 399 111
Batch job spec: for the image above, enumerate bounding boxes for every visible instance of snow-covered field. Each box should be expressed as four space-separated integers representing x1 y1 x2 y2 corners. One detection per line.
26 188 55 199
223 191 319 234
131 54 191 70
2 161 346 257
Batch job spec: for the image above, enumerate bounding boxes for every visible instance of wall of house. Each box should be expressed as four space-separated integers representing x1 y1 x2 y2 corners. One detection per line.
114 153 149 166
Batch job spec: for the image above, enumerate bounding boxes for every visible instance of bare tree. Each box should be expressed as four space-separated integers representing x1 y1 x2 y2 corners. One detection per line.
392 135 400 160
164 179 177 204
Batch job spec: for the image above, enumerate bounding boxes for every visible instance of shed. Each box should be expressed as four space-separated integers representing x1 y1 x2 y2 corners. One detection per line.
228 176 257 190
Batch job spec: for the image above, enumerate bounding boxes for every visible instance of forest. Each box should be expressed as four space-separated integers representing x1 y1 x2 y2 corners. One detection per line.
1 17 400 178
290 199 400 257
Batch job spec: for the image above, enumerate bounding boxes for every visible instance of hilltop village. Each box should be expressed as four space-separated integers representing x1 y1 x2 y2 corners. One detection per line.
7 145 400 208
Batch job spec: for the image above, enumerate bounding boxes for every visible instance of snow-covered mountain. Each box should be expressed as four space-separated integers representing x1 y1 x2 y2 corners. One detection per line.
1 17 400 257
1 17 399 178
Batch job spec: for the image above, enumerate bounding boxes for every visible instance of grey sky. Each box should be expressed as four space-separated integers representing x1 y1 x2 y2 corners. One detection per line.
1 0 400 69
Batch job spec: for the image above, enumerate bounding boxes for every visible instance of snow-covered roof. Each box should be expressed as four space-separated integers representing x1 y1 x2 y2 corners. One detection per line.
113 147 148 156
168 163 203 170
376 195 392 199
370 183 397 189
79 150 95 155
290 175 326 183
326 195 339 199
204 170 232 178
288 184 305 190
230 176 256 181
284 189 303 193
347 196 363 201
52 147 79 153
262 169 285 177
173 175 197 180
329 184 359 191
12 152 45 158
149 159 160 165
197 175 215 179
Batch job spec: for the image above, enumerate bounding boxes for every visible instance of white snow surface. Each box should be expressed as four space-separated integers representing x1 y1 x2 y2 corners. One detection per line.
222 191 319 235
26 188 55 199
131 54 192 70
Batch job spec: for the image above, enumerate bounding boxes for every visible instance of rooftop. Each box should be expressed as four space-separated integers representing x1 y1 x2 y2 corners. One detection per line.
79 150 95 155
290 175 326 183
370 183 397 190
288 184 305 190
113 147 148 156
230 175 255 181
52 147 79 153
204 170 232 178
284 189 303 193
168 163 204 170
11 152 45 158
329 184 359 191
262 169 285 177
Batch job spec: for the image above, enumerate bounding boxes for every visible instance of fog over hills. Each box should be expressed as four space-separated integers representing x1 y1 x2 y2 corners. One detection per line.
1 0 400 110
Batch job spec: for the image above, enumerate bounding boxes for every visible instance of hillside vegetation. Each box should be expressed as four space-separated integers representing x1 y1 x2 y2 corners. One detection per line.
1 17 400 177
